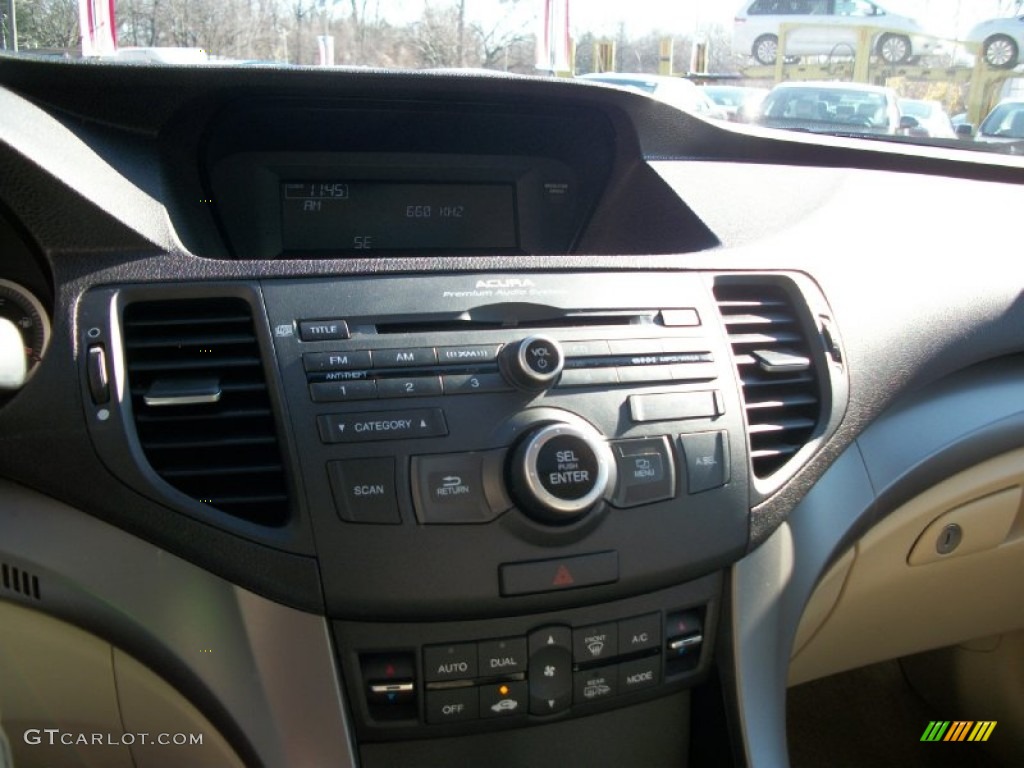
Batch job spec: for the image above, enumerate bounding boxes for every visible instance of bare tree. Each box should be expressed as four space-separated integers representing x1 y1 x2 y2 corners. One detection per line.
13 0 78 51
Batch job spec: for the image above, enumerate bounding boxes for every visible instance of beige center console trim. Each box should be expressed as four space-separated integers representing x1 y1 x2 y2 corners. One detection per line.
0 601 241 768
789 447 1024 686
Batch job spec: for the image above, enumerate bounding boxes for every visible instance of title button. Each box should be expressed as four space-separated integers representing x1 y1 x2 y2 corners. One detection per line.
298 319 350 341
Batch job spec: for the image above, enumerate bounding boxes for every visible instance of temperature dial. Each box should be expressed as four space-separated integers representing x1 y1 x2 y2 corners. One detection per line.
499 335 564 391
509 422 616 524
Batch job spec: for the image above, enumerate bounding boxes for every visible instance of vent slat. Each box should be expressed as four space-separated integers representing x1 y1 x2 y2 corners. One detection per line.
715 282 822 478
724 331 804 346
720 313 795 326
126 357 262 373
124 298 290 527
125 333 256 349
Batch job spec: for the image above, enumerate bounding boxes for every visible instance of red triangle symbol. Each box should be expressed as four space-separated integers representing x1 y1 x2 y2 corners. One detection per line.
552 565 575 587
385 664 396 677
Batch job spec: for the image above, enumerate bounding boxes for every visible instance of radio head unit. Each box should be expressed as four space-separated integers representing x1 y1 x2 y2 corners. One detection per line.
260 272 751 619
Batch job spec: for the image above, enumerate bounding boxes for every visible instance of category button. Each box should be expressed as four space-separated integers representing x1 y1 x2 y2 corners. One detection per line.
298 319 350 341
317 409 448 443
327 458 399 524
424 643 478 683
572 623 618 663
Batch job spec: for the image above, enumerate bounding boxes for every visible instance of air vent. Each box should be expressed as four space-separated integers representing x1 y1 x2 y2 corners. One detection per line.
714 282 821 478
123 298 290 526
1 562 41 600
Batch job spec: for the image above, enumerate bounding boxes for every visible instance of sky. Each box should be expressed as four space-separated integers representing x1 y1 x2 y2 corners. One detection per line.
371 0 1018 40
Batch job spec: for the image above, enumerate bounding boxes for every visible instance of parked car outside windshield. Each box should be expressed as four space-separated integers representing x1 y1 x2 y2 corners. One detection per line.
966 15 1024 69
755 80 904 135
578 72 727 119
733 0 942 65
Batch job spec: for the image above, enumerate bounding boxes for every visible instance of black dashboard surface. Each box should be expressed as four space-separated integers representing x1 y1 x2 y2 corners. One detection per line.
1 55 1023 767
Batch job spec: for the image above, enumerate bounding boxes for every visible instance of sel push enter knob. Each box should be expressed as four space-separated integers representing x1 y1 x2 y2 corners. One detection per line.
499 335 565 391
509 422 616 524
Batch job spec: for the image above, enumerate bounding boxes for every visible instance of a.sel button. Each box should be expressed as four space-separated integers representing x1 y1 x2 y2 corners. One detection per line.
327 458 399 524
318 409 447 443
679 431 730 493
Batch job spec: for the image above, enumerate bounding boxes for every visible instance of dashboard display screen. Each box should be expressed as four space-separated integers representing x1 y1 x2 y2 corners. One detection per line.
281 182 517 253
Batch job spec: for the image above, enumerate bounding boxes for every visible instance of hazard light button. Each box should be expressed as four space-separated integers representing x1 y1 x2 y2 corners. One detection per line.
498 551 618 596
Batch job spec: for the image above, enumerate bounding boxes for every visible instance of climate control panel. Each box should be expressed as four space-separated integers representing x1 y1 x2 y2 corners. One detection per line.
336 576 718 738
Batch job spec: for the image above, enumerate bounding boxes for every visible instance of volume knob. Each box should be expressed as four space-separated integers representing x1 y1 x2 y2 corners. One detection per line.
509 422 616 524
499 335 564 391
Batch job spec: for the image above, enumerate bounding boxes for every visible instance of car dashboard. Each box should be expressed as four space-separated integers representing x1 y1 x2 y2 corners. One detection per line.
0 57 1023 767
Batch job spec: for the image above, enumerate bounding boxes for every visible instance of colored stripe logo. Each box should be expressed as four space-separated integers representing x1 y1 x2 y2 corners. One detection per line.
921 721 996 742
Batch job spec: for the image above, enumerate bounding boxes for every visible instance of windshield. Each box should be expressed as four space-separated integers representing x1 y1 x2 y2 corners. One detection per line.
2 0 1024 152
